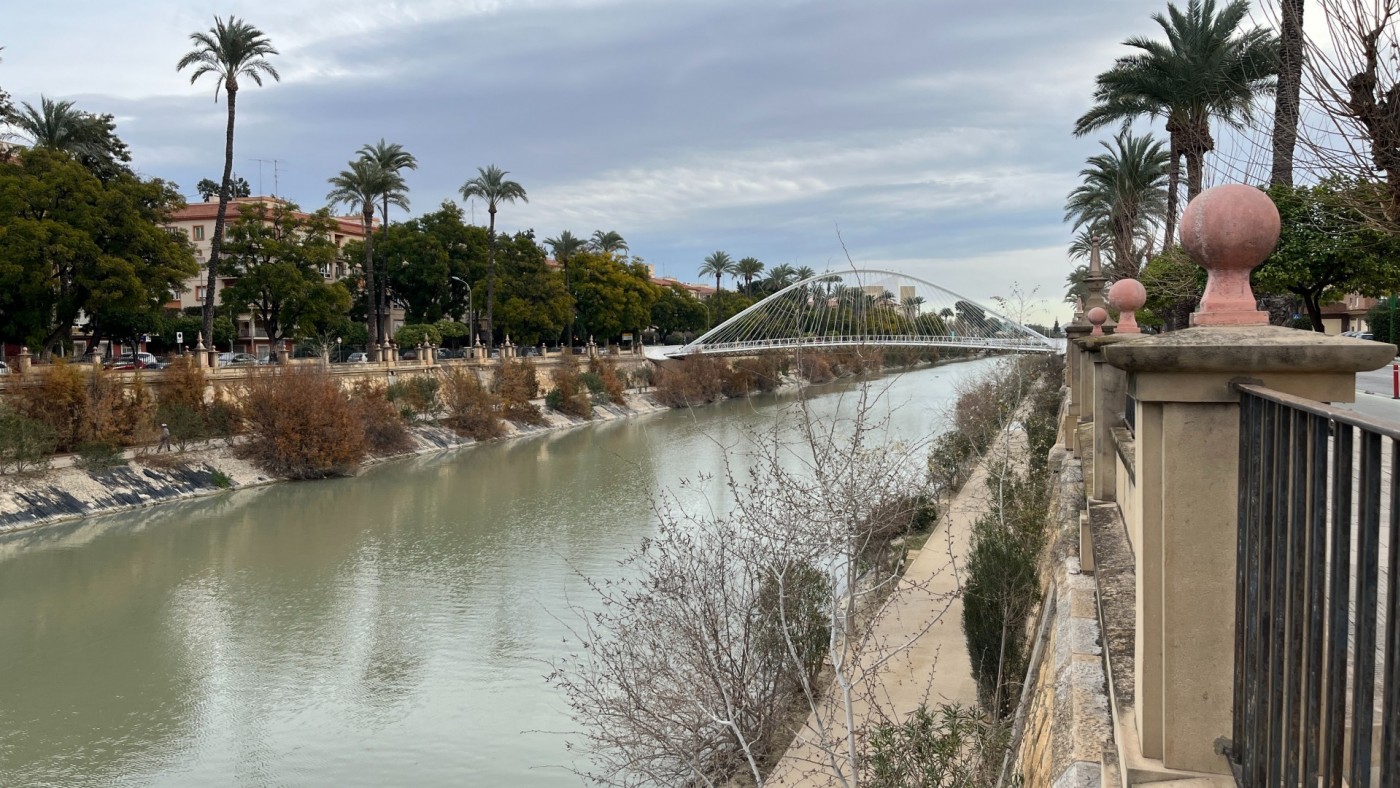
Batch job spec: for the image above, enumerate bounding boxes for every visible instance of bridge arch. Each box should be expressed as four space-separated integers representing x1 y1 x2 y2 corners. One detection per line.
671 269 1057 357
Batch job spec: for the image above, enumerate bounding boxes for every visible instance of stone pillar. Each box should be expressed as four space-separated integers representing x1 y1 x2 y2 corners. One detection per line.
1082 334 1129 503
1103 184 1395 774
1063 321 1090 452
15 346 32 374
587 336 598 359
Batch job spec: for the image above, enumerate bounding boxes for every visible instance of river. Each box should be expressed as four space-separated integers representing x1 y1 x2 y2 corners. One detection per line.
0 359 999 787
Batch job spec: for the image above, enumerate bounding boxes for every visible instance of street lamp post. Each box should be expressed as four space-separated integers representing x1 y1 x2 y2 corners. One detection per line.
336 336 342 363
450 275 475 348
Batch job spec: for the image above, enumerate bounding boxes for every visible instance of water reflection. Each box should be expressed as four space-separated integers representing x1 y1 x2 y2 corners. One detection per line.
0 359 998 787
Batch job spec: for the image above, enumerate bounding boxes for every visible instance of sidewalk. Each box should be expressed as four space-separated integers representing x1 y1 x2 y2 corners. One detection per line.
765 429 1027 786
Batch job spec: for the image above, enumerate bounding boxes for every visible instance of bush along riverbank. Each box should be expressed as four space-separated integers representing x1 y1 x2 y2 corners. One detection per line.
0 355 664 533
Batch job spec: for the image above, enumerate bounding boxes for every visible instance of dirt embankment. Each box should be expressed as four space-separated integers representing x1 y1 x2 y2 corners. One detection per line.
0 393 666 535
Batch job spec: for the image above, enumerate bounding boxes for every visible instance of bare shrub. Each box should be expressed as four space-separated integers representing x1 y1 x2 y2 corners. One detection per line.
236 369 367 478
547 351 593 419
441 366 505 440
13 361 89 451
349 380 415 456
591 357 627 405
795 352 834 384
497 359 545 425
652 353 727 407
722 355 783 397
161 356 207 411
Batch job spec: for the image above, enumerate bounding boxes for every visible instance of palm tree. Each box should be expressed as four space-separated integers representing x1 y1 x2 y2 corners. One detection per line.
698 251 735 295
794 265 815 282
327 158 406 347
1073 0 1276 251
358 139 417 229
735 257 765 295
177 15 280 348
1064 129 1169 278
546 230 587 345
460 165 527 350
590 230 628 255
9 97 101 156
765 263 796 291
357 139 416 332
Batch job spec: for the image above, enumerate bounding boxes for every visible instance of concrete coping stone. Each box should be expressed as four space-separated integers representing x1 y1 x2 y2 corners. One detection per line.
1077 334 1132 352
1102 325 1396 374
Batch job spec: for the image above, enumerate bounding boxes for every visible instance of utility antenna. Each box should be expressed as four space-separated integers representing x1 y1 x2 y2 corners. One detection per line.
248 158 284 197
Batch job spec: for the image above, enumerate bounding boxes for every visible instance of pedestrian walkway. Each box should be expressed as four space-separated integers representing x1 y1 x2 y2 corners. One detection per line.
765 428 1027 786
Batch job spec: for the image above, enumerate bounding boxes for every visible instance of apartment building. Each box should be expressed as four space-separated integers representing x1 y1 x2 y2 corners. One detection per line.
164 196 385 355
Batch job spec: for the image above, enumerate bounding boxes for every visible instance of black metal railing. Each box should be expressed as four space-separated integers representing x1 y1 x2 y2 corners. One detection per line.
1125 392 1136 434
1230 383 1398 786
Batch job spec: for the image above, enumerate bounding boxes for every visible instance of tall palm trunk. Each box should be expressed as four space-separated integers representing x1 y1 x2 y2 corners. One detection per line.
1163 130 1182 254
363 206 379 347
379 197 390 344
486 208 497 351
1271 0 1304 187
1184 121 1214 201
205 83 239 349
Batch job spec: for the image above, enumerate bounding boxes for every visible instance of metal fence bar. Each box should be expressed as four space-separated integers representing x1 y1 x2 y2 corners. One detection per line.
1231 383 1397 787
1324 422 1353 787
1303 411 1328 783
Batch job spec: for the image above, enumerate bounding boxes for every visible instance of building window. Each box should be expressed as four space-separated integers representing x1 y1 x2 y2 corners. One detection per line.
193 225 205 241
319 263 330 278
195 286 207 301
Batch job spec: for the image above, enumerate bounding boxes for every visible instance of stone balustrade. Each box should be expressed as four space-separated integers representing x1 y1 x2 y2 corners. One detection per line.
1063 185 1395 783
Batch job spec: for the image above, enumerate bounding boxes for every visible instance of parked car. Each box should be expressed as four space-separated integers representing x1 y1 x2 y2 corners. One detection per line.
400 348 418 361
0 361 10 375
346 352 370 363
217 352 259 366
106 352 160 370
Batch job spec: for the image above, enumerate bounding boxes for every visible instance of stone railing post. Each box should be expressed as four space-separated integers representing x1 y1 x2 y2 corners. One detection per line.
16 346 32 375
1103 184 1394 774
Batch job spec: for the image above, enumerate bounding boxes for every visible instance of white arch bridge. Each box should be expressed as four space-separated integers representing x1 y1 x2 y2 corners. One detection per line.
668 269 1058 358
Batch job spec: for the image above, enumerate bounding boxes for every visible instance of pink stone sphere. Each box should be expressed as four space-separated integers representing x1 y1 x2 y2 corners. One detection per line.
1108 279 1147 312
1086 307 1108 325
1178 184 1280 272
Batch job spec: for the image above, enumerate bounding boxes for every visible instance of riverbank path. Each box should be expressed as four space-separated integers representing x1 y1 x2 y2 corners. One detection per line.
766 427 1028 785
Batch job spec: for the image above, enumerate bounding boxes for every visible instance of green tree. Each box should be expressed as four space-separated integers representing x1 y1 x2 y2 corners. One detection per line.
1064 129 1170 279
650 283 710 339
372 201 484 325
1074 0 1277 250
219 202 352 351
699 250 735 296
571 251 659 342
327 157 405 346
492 231 572 346
460 165 527 350
590 229 628 254
195 176 250 201
177 14 280 351
1253 179 1400 331
0 148 198 355
735 256 765 295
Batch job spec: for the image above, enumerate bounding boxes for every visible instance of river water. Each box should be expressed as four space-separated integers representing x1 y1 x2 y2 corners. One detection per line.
0 359 998 787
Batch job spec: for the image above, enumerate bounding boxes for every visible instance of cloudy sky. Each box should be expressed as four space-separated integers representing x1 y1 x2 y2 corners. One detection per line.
6 0 1183 324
